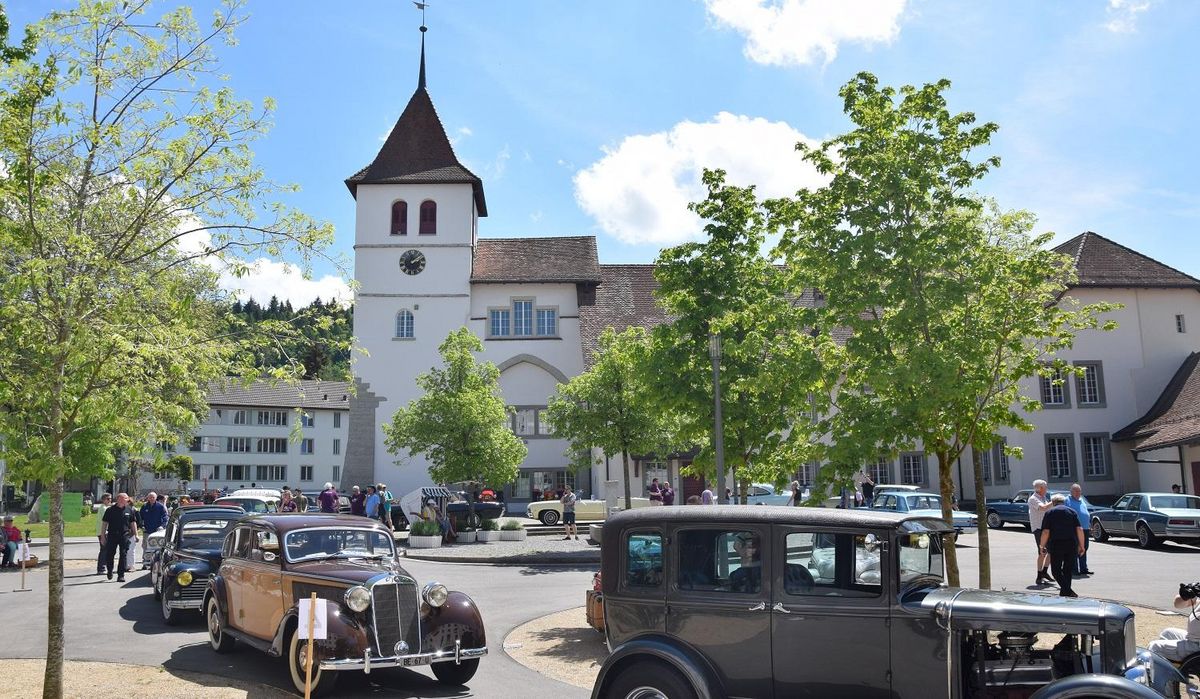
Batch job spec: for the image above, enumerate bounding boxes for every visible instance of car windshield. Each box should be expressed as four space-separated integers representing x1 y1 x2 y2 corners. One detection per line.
180 519 235 549
897 526 945 584
1150 495 1200 509
284 527 396 562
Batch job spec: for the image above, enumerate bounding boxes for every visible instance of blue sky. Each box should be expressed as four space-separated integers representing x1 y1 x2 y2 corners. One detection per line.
8 0 1200 303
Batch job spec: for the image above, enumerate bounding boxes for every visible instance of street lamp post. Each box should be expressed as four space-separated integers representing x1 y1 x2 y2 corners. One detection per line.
708 332 726 505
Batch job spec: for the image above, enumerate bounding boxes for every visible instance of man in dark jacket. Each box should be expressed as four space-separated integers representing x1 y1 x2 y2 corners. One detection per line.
1038 493 1086 597
139 492 168 569
101 492 137 582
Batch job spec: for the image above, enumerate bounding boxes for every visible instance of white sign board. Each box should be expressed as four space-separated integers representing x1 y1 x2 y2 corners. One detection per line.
20 542 30 562
296 598 327 640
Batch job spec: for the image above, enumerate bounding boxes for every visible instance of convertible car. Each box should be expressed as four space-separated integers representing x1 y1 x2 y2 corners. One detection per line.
1092 491 1200 549
527 496 651 526
868 491 978 534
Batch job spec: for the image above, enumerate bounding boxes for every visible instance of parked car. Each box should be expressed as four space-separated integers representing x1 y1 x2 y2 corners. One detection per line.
822 484 923 509
592 505 1182 699
527 496 651 526
745 483 792 506
1092 492 1200 549
391 488 506 530
151 505 243 625
204 513 487 696
867 491 978 534
214 495 278 513
985 489 1109 530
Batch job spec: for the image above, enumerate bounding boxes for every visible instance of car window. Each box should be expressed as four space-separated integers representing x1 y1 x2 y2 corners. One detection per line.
1128 496 1143 511
677 529 762 594
879 495 897 510
1113 495 1131 510
180 519 234 549
1150 495 1200 509
228 526 253 559
1014 490 1031 503
625 532 663 588
749 486 769 497
249 529 279 563
783 532 881 598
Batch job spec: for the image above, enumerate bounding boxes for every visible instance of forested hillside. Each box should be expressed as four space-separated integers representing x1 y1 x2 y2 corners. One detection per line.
231 297 353 380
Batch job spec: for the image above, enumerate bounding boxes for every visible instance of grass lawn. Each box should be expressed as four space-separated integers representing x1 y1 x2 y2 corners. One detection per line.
10 513 99 539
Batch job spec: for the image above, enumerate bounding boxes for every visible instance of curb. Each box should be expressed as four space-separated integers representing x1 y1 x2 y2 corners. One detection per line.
403 550 600 566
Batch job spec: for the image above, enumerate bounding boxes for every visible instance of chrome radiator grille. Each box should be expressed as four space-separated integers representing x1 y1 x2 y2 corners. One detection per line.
178 576 207 601
370 580 420 656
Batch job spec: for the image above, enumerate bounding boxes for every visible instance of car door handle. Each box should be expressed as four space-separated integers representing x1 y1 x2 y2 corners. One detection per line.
772 602 792 614
748 602 766 612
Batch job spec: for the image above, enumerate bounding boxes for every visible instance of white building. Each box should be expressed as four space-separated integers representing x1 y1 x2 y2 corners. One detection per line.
146 380 350 495
346 34 1200 507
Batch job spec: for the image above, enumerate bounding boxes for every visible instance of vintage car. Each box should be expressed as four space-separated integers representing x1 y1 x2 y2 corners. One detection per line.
393 486 506 529
528 495 651 526
867 491 978 535
1092 492 1200 549
152 505 243 624
204 513 486 696
592 506 1183 699
983 489 1109 530
214 494 278 513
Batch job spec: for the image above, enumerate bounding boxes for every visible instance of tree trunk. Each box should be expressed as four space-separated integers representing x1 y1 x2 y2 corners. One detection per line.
43 475 64 699
972 445 992 590
738 476 750 505
621 450 632 510
936 449 960 587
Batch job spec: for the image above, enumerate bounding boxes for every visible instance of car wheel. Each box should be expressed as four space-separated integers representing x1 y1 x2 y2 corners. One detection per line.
1178 652 1200 697
288 628 339 697
604 660 696 699
206 597 236 653
986 511 1003 529
540 509 560 526
161 586 182 626
1092 518 1109 543
152 569 162 601
431 658 480 686
1136 523 1159 549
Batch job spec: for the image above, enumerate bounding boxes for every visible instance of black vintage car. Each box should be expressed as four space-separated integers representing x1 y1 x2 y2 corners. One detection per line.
152 504 243 625
593 506 1183 699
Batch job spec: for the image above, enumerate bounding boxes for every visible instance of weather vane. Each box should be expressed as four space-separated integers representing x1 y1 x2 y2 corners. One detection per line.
414 1 429 30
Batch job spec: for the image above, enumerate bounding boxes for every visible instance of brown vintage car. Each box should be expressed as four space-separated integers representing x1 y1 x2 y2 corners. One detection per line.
203 513 487 696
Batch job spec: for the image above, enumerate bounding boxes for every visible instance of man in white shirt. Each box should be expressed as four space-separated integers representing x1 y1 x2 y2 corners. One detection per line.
1149 585 1200 661
1027 479 1056 586
561 489 579 541
94 492 111 575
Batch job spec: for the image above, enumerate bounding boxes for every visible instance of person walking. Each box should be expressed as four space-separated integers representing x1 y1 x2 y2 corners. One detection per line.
95 492 112 575
561 488 579 540
1038 493 1086 597
787 481 803 507
349 486 366 516
139 492 168 569
1027 479 1055 586
1065 483 1093 576
101 492 137 582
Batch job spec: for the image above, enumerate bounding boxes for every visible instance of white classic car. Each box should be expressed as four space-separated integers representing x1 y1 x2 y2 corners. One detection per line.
527 496 651 525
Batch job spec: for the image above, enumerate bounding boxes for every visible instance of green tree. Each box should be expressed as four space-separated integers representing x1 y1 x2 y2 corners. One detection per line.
0 3 332 696
651 170 828 503
770 73 1114 585
383 328 526 523
0 3 35 64
170 454 194 484
547 326 681 509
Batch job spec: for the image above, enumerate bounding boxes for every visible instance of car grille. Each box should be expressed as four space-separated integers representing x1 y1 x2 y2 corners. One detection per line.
179 575 207 601
370 580 420 657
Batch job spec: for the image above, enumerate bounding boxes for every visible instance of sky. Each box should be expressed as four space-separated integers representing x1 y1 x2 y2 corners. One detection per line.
7 0 1200 304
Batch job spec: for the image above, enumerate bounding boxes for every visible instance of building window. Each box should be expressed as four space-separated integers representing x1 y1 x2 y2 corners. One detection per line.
1074 361 1105 407
489 300 558 338
390 200 407 236
536 308 557 336
901 453 925 485
209 409 223 424
301 413 314 428
300 465 314 482
489 309 510 337
300 438 314 455
189 437 202 452
332 438 341 455
201 437 222 453
538 411 555 436
513 300 533 336
227 437 251 453
256 465 286 482
257 410 287 426
995 438 1010 484
332 465 341 482
1039 367 1070 408
196 464 219 480
977 446 992 485
419 200 436 235
255 437 288 454
395 309 414 339
513 408 536 436
1177 314 1187 333
797 462 817 487
156 441 176 453
228 464 249 482
868 458 891 485
1081 433 1111 479
233 410 248 425
333 412 342 428
1045 434 1075 482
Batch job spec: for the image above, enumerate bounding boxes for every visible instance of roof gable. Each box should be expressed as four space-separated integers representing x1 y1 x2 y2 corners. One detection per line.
1054 231 1200 290
1113 352 1200 451
471 236 601 284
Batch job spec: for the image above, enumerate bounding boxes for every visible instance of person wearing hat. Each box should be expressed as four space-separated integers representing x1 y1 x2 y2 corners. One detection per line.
1 515 23 568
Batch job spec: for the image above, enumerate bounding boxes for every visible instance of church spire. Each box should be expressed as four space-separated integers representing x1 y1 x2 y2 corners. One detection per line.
418 25 427 90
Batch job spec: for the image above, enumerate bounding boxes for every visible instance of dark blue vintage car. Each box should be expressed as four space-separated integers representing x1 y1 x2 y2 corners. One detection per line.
1092 492 1200 549
152 505 243 625
984 489 1108 530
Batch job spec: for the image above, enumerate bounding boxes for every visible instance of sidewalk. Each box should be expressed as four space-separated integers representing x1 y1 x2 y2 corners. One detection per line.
403 536 601 565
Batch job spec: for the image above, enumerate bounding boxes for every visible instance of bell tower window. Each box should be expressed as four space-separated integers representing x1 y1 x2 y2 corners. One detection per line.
419 200 437 235
390 201 408 235
395 309 414 339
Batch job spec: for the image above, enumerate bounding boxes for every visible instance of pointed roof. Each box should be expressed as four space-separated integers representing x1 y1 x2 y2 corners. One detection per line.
1053 231 1200 289
344 33 487 215
1114 352 1200 451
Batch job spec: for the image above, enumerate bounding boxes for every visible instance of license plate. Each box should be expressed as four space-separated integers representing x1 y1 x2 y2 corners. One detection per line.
400 657 426 667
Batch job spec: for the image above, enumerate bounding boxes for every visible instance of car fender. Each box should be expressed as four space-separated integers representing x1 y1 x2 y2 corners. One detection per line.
591 634 723 699
422 590 486 652
203 573 229 621
272 599 370 660
1028 673 1161 699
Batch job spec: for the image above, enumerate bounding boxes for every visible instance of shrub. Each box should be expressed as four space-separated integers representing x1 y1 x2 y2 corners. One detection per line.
501 519 524 531
481 518 500 531
410 520 441 537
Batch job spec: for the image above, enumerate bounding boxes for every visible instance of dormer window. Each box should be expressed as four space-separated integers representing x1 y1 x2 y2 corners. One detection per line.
419 200 437 235
390 201 407 235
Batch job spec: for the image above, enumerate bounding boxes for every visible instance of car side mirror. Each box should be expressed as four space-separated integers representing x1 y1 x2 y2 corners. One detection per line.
262 551 277 563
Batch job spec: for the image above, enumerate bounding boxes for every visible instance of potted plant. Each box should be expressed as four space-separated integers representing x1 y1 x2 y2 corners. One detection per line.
408 520 443 548
457 525 478 544
477 518 501 543
500 519 526 541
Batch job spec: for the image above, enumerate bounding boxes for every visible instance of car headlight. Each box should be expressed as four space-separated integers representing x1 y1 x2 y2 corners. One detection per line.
1125 648 1155 686
176 571 193 587
344 585 371 613
422 582 449 608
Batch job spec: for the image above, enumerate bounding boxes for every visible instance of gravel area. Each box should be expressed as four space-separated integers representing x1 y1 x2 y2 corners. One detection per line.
404 536 601 564
5 660 293 698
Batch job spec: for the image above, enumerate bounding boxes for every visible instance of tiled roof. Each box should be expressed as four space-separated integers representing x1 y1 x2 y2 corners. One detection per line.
345 87 487 216
206 379 351 411
578 265 672 366
1113 352 1200 451
471 236 601 284
1054 232 1200 289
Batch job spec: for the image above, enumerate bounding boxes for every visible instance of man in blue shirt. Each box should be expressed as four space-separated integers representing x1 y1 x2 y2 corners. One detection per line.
139 492 168 569
1064 483 1093 576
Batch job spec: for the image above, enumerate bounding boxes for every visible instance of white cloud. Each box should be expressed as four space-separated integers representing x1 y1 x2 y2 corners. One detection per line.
1105 0 1153 33
705 0 907 67
574 112 825 245
450 125 472 146
530 210 543 223
219 257 350 306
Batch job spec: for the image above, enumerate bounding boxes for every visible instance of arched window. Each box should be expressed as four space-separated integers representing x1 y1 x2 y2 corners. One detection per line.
390 200 407 236
419 200 437 235
395 309 414 339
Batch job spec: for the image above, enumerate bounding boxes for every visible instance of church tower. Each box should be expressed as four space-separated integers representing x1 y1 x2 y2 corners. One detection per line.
341 24 486 493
